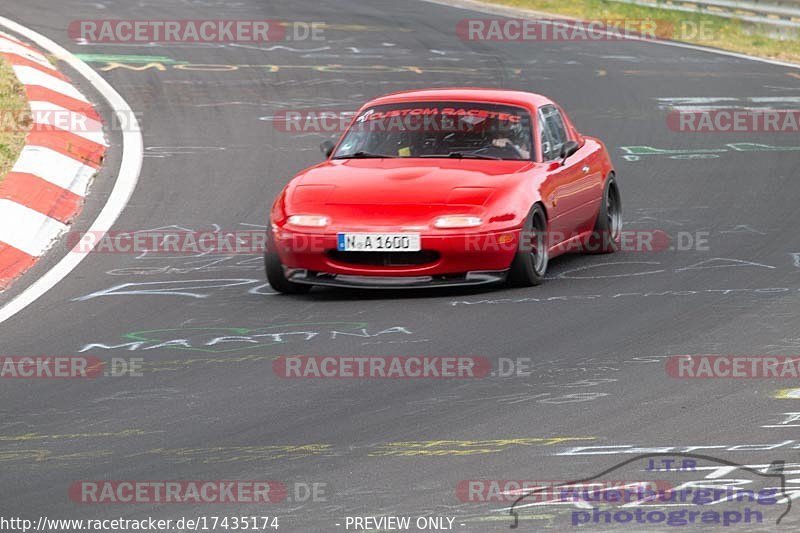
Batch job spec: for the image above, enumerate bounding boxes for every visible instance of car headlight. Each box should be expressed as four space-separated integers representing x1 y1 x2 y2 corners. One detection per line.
287 214 330 227
433 215 483 228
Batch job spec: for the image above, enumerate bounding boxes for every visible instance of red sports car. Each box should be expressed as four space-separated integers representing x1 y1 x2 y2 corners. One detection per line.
266 88 621 293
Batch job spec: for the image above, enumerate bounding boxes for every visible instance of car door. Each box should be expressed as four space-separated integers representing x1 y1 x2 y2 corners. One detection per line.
538 105 598 242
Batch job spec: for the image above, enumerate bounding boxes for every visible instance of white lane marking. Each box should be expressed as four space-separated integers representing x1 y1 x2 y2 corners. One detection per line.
28 100 108 146
12 65 89 102
0 30 23 44
12 145 97 196
0 16 143 324
423 0 800 70
0 200 68 256
0 37 53 69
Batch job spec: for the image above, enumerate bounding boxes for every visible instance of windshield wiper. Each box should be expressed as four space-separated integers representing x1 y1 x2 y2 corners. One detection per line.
418 152 501 160
448 151 501 160
333 151 397 159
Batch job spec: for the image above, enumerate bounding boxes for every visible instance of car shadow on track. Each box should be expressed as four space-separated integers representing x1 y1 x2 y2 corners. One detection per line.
274 253 600 301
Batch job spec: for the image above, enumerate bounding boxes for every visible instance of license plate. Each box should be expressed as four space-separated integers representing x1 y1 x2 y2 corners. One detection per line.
337 233 421 252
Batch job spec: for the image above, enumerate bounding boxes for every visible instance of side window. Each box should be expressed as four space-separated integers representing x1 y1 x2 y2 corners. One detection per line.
538 105 569 161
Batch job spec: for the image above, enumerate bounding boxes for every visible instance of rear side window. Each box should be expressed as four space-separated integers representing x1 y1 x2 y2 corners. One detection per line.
538 105 569 161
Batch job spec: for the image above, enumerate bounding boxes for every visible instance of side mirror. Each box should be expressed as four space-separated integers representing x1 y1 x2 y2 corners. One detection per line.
320 140 335 158
560 140 579 164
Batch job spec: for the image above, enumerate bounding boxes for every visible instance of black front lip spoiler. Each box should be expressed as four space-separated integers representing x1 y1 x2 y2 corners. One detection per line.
286 269 508 289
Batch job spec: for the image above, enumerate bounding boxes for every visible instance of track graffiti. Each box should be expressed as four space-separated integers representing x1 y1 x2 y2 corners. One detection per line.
621 142 800 161
72 278 270 301
76 55 516 77
450 285 798 307
78 322 415 353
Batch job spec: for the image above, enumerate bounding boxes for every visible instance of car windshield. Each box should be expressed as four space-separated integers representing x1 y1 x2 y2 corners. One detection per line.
332 101 534 161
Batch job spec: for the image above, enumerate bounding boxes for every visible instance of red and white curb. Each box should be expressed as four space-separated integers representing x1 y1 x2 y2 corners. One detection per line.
0 31 107 289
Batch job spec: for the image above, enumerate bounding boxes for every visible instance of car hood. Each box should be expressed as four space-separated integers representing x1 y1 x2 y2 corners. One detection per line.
289 158 531 208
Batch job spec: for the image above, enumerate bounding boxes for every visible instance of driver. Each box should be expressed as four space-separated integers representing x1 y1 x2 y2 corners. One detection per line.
492 137 531 159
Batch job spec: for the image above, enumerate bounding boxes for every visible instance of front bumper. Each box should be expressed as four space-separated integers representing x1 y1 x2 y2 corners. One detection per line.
272 228 520 279
285 269 508 289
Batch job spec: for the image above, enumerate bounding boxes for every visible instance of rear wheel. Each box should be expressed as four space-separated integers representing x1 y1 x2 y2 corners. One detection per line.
265 250 311 294
509 203 548 286
585 175 621 254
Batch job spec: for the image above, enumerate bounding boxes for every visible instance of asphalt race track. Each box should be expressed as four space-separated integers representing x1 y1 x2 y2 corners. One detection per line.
1 0 800 531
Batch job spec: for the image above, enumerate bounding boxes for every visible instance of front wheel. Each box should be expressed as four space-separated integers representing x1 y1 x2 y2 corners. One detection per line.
265 251 311 294
508 203 548 287
585 175 622 254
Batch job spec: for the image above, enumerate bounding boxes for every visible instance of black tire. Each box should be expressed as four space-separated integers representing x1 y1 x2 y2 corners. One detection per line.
265 251 312 294
585 175 622 254
508 203 548 287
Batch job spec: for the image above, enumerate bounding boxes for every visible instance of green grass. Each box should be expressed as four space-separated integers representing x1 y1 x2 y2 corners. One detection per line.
0 56 29 182
482 0 800 63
